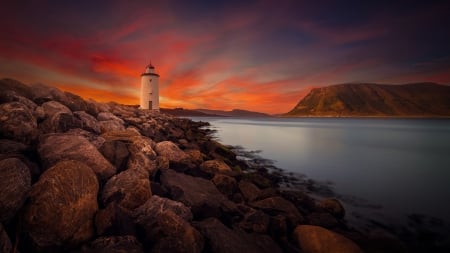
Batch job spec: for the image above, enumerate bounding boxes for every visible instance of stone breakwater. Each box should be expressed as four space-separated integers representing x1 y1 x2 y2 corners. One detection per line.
0 78 402 253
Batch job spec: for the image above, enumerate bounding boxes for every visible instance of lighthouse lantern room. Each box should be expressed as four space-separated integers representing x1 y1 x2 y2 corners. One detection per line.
140 62 160 111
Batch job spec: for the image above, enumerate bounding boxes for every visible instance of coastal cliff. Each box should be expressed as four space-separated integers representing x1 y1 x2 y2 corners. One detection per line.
286 83 450 117
1 78 404 253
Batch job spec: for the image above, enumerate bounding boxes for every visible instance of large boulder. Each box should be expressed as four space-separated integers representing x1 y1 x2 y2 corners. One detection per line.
99 120 126 132
101 168 151 211
0 158 31 222
0 102 38 144
194 218 282 253
128 136 156 159
38 133 116 181
160 169 236 218
249 196 304 226
39 112 83 133
293 225 364 253
99 140 130 172
154 141 190 169
0 139 29 155
77 236 144 253
23 160 99 249
41 100 72 118
74 111 101 134
127 152 158 176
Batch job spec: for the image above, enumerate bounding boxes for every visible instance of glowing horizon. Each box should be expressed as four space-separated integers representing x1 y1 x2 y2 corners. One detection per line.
1 1 449 114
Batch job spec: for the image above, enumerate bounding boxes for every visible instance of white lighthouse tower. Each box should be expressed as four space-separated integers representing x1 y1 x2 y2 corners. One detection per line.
140 62 160 111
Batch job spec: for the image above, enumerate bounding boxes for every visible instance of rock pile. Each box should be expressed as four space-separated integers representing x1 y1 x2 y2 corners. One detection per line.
0 78 376 252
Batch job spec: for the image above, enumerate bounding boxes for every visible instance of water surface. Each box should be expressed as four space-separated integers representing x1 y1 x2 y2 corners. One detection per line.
191 117 450 225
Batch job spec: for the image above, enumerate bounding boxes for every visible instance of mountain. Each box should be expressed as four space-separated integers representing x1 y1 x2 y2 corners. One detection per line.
285 83 450 117
160 108 219 117
195 109 271 117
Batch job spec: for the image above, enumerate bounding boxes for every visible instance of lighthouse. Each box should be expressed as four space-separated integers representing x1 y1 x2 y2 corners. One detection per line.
140 62 160 111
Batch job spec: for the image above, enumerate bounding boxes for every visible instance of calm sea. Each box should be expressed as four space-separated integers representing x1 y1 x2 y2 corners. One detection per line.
190 117 450 227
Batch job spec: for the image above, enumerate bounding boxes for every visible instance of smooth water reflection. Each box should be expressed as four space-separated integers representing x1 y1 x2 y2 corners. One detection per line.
191 117 450 223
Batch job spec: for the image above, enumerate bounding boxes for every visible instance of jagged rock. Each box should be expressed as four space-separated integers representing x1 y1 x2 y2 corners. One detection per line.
65 128 106 149
99 120 126 132
102 168 151 211
95 202 135 236
212 174 237 197
74 111 101 134
41 100 72 118
293 225 364 253
0 223 12 253
155 141 189 169
194 217 282 253
38 133 116 181
0 158 31 222
239 181 262 202
61 92 90 113
23 160 99 249
200 159 232 175
0 78 34 100
160 169 236 218
0 102 38 144
77 236 144 253
97 112 125 124
99 140 130 172
249 196 303 226
317 198 345 219
133 195 193 222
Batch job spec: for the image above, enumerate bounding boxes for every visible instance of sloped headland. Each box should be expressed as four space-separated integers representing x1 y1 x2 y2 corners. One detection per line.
0 78 440 253
286 83 450 117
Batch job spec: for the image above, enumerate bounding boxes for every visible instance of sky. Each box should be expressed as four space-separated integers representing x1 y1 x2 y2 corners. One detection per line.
1 0 449 114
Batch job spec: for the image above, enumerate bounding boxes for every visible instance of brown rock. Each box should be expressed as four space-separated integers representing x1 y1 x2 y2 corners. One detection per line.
0 102 38 144
95 202 135 236
155 141 189 164
239 209 270 234
23 160 99 249
0 139 29 155
200 159 232 175
127 152 157 176
307 212 340 228
99 120 126 132
128 136 156 159
194 217 282 253
39 112 83 133
41 100 72 118
185 149 205 165
212 174 237 197
101 129 141 142
133 195 193 222
102 168 151 211
294 225 364 253
78 235 144 253
249 196 303 226
160 169 236 218
74 111 101 134
99 140 130 172
317 198 346 219
38 133 116 181
239 181 262 202
97 112 124 124
0 158 31 222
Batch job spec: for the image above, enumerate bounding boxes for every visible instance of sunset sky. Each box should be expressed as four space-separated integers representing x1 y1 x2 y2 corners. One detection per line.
1 1 449 114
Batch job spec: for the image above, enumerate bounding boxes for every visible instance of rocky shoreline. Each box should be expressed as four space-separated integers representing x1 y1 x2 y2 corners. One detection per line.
0 78 427 253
